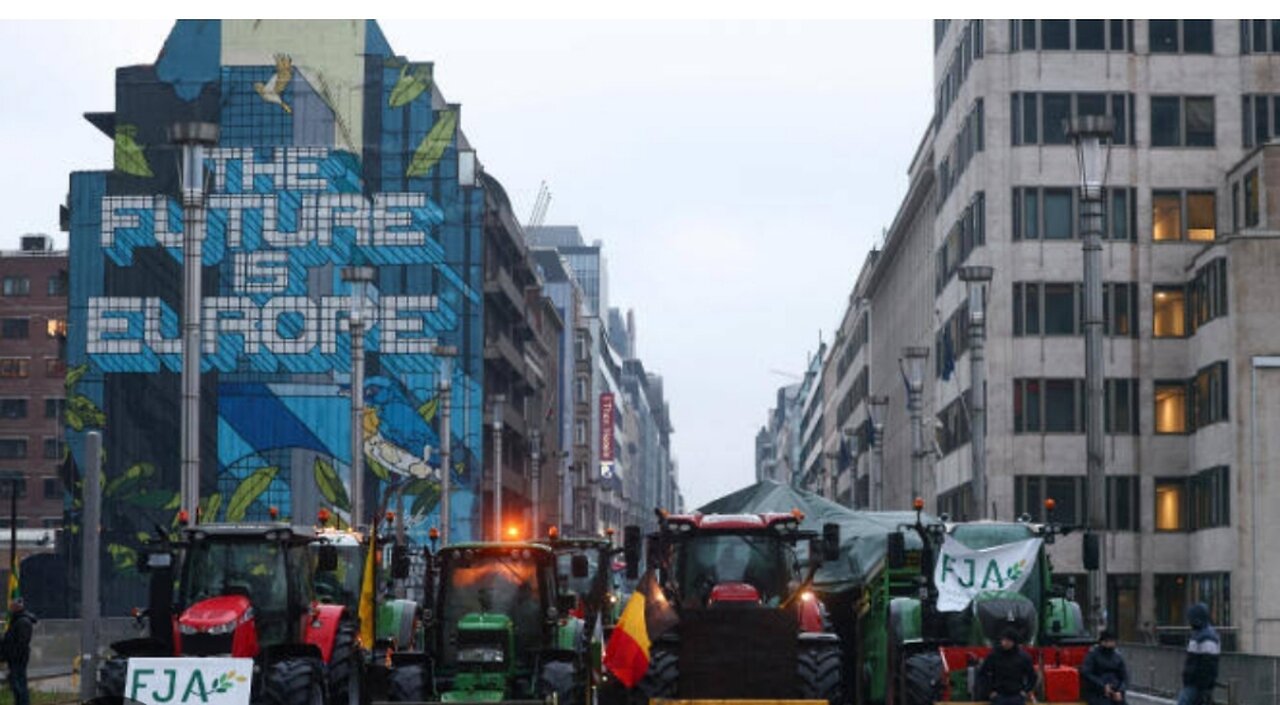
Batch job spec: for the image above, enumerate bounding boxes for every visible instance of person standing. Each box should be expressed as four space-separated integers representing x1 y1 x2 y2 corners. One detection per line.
1177 603 1220 705
977 628 1039 705
2 598 36 705
1080 630 1128 705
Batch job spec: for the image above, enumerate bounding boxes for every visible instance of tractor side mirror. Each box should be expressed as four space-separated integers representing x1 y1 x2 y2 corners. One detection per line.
1082 533 1100 571
886 532 907 570
623 526 641 580
316 545 338 573
822 522 841 563
571 554 590 579
392 545 410 579
140 551 171 574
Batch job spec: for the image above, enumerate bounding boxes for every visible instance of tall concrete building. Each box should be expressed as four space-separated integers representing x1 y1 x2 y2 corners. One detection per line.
801 19 1280 653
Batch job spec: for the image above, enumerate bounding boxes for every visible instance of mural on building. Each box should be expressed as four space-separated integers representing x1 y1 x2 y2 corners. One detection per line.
67 20 484 610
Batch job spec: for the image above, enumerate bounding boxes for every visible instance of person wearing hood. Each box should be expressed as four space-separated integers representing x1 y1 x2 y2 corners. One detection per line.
2 598 36 705
1081 630 1128 705
977 628 1039 705
1177 603 1220 705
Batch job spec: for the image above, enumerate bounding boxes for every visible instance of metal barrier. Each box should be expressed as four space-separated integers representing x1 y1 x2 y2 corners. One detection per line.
1122 642 1280 705
20 617 140 680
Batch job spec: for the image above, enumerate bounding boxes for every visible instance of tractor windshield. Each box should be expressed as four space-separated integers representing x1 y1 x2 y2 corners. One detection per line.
439 551 547 666
181 540 289 644
312 543 363 609
555 548 600 600
673 533 792 607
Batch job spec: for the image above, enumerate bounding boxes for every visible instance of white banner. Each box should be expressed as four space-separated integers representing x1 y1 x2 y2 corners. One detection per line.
933 535 1042 612
125 658 254 705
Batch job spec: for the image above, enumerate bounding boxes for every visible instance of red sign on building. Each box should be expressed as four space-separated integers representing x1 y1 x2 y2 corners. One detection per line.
600 393 615 462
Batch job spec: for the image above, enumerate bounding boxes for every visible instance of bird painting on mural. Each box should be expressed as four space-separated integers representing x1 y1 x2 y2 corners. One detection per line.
254 54 294 114
362 376 443 482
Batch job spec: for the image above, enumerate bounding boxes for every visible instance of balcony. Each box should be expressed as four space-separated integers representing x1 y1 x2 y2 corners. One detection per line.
484 266 526 318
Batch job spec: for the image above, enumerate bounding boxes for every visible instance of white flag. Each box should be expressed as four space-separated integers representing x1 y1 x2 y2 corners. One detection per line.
933 535 1042 612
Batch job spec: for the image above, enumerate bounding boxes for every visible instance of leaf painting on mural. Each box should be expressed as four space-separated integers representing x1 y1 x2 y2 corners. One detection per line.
253 54 294 114
387 59 432 108
406 110 458 178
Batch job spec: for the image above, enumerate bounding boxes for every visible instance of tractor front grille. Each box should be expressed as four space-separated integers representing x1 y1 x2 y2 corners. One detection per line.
182 632 234 656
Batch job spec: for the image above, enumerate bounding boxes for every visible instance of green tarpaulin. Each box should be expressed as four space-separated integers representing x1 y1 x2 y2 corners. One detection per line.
697 480 934 594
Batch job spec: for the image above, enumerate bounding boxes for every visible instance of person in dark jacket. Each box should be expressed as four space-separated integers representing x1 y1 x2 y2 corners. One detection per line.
2 598 36 705
978 628 1040 705
1080 630 1128 705
1177 603 1220 705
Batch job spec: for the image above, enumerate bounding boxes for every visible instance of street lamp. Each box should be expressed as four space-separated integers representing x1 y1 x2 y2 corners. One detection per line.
866 395 888 510
901 346 930 503
170 121 219 525
1067 114 1115 637
959 265 994 520
342 262 377 532
434 345 458 546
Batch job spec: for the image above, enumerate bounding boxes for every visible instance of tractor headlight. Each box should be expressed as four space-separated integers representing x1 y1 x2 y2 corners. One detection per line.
457 646 505 664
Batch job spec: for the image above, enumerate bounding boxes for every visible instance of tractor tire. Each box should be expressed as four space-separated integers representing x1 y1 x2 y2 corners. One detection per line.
902 652 944 705
97 656 129 698
328 621 362 705
797 642 845 705
636 645 678 701
387 663 427 703
538 659 584 705
265 657 326 705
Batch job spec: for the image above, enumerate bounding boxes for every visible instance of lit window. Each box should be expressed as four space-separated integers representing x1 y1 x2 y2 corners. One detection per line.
1187 193 1216 241
1155 479 1187 531
1153 287 1187 337
1155 382 1188 433
46 318 66 338
1153 192 1182 241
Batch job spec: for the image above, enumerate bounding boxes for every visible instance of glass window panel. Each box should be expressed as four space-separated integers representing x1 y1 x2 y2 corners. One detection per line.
1042 93 1071 144
1155 383 1188 433
1254 20 1269 52
1156 574 1188 624
1254 95 1269 147
1156 480 1186 530
1077 20 1106 50
1047 476 1080 523
1022 189 1040 239
1272 96 1280 138
1045 379 1077 432
1044 189 1073 239
1150 20 1179 52
1233 182 1241 233
1110 189 1130 240
1026 282 1040 334
1023 94 1039 144
1151 97 1181 147
1272 20 1280 51
1183 20 1213 53
1042 20 1070 49
1112 94 1129 144
1078 92 1107 117
1153 192 1183 241
1185 97 1216 146
1022 20 1038 50
1110 20 1127 50
1027 380 1042 431
1154 287 1187 337
1044 284 1077 334
1245 169 1260 227
1187 192 1216 241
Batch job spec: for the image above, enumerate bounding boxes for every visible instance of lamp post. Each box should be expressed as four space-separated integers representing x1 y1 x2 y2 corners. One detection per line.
491 395 506 541
1067 114 1114 636
959 265 994 520
170 122 219 524
434 345 458 546
866 395 888 510
341 263 377 532
902 346 930 503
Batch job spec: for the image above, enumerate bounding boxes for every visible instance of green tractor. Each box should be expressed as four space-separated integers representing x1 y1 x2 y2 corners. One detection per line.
388 542 588 705
311 525 423 651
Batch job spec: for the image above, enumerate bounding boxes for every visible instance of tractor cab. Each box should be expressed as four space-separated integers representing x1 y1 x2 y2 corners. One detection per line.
538 534 621 626
311 527 364 612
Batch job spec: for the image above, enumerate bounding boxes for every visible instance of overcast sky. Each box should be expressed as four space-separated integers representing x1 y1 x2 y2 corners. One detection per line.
0 20 934 509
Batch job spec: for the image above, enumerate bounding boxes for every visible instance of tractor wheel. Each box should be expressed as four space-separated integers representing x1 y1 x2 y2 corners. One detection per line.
901 652 943 705
387 663 427 703
327 621 362 705
636 645 678 701
797 642 845 705
265 657 326 705
97 656 129 698
538 659 584 705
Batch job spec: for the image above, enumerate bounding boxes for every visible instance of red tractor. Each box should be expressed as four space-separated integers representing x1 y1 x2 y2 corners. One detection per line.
98 523 361 705
618 511 846 704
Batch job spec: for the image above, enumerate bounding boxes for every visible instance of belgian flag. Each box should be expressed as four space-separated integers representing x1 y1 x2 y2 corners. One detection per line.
603 571 677 687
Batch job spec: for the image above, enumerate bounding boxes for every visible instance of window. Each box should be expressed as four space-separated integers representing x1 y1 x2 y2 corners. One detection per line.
1155 574 1188 625
1190 573 1231 628
937 482 974 522
0 319 28 340
1151 96 1215 147
2 277 28 297
1043 283 1076 334
1108 476 1139 531
1041 20 1070 49
42 477 59 500
1075 20 1105 50
46 273 67 297
1241 95 1280 147
936 390 972 456
1242 20 1280 53
1244 169 1260 228
936 101 985 206
1106 378 1140 435
1012 93 1135 146
574 331 589 362
1153 191 1216 241
1154 286 1187 337
575 376 588 404
1187 258 1229 331
574 420 587 446
1155 382 1189 433
42 438 63 460
1109 574 1141 641
0 359 27 379
1015 475 1087 524
0 399 26 420
934 21 985 125
1190 466 1230 530
1014 378 1082 433
1013 187 1136 240
1155 478 1187 531
1011 20 1132 52
0 477 25 499
45 318 66 339
1150 20 1213 54
1193 361 1229 428
935 193 986 294
45 358 64 378
0 439 27 459
1232 182 1240 233
1105 282 1138 336
1013 281 1135 337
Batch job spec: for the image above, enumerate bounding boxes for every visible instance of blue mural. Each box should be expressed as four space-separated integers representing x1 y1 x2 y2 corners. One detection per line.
67 20 485 611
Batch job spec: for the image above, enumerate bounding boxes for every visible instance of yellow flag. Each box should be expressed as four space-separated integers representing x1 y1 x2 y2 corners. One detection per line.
358 538 376 647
